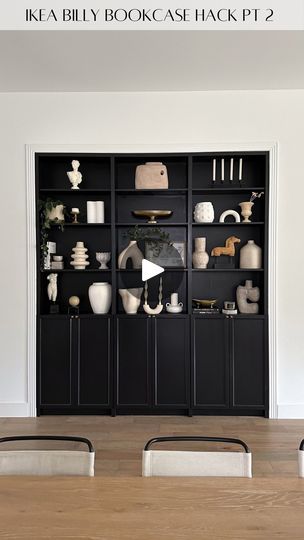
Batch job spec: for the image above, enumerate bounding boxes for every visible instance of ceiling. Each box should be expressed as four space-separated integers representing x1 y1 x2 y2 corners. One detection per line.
0 31 304 92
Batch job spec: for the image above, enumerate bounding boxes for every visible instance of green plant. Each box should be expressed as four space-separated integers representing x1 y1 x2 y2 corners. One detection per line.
39 198 65 266
125 225 171 244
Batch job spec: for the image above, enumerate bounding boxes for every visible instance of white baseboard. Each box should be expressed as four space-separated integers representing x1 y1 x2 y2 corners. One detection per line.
278 404 304 419
0 402 30 417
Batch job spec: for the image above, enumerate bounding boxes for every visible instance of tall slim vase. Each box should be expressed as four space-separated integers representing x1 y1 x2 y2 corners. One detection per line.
192 237 209 269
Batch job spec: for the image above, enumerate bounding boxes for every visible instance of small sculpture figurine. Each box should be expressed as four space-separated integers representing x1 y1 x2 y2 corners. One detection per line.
211 236 241 257
236 280 260 314
47 273 58 303
67 160 82 190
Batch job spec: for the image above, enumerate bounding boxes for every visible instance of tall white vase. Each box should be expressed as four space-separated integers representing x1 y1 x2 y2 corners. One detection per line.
88 282 112 314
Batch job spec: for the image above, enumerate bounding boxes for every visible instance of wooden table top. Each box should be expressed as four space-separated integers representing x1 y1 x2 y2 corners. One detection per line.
1 476 304 539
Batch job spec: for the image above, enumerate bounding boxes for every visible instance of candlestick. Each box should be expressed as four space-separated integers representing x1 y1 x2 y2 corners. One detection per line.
212 159 216 182
239 158 243 182
230 158 234 182
71 208 80 224
221 158 225 183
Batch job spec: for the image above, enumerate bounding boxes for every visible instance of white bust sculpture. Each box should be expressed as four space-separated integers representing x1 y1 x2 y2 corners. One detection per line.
47 273 58 303
67 160 82 190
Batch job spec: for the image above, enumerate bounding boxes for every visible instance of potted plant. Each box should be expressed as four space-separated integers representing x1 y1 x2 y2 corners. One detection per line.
39 198 66 267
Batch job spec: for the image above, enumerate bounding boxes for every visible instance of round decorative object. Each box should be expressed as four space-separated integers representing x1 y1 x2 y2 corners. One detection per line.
192 237 209 269
239 201 254 223
119 288 143 314
88 282 112 314
118 241 144 269
194 202 214 223
240 240 262 269
69 296 80 307
219 210 241 223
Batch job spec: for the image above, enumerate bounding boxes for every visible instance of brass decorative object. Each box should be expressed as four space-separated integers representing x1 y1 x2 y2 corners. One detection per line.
193 299 218 309
132 210 172 224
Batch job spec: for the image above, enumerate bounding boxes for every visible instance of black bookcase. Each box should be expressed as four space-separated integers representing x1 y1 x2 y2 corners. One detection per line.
36 151 269 416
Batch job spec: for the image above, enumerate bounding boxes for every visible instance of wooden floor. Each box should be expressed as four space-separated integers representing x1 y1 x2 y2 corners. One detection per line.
1 416 304 539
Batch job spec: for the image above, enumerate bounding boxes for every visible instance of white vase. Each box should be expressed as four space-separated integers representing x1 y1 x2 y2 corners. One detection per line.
192 237 209 269
118 241 144 269
88 282 112 314
194 202 214 223
240 240 262 269
119 288 143 314
70 241 90 270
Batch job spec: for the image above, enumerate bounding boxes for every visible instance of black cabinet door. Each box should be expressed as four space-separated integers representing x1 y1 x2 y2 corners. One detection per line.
231 318 265 408
78 316 111 407
40 317 72 406
116 316 150 407
192 317 229 409
153 316 189 407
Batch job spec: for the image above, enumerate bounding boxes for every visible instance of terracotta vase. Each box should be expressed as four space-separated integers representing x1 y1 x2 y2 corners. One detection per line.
118 241 144 269
239 201 254 223
240 240 262 269
192 237 209 269
88 282 112 314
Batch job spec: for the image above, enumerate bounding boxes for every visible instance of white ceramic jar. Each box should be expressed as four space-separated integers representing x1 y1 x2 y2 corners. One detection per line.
194 202 215 223
88 282 112 314
240 240 262 269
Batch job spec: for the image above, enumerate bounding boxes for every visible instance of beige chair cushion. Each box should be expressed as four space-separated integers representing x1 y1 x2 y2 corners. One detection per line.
0 450 95 476
142 450 252 478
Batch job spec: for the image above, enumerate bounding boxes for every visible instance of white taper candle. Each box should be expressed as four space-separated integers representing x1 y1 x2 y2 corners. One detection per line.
213 159 216 182
221 159 224 182
239 158 243 181
230 158 234 182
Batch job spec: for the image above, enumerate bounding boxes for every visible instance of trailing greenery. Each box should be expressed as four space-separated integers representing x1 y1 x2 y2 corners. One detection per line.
39 198 65 266
125 224 171 244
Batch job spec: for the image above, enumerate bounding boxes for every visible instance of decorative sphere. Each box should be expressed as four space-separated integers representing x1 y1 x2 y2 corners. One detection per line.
69 295 80 307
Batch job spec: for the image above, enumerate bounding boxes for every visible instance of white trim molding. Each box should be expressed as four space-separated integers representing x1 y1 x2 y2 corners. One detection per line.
278 404 304 419
0 402 30 417
26 142 279 418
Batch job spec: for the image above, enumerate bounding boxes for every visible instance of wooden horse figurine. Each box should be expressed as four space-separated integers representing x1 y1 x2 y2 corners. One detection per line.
211 236 241 257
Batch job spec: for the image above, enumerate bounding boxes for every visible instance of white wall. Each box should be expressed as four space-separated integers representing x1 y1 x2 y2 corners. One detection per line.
0 90 303 418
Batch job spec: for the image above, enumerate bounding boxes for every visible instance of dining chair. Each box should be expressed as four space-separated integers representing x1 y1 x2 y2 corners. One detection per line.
142 436 252 477
0 435 95 476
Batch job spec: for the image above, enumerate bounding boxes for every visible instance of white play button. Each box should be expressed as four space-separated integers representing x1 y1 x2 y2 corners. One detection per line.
142 259 164 282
